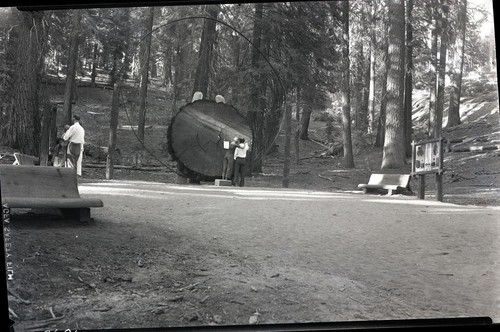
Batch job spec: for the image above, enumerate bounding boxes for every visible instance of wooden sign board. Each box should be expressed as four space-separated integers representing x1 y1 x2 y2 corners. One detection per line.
411 137 444 175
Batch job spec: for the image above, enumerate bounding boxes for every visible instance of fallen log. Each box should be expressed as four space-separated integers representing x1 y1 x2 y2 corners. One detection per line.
167 100 253 181
84 164 171 172
450 145 500 153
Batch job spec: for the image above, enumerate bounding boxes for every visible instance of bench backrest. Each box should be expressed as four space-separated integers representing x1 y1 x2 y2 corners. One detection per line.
13 153 39 165
0 165 80 199
368 173 410 187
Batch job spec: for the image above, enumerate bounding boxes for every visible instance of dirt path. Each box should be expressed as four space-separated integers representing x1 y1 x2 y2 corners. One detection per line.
7 181 500 331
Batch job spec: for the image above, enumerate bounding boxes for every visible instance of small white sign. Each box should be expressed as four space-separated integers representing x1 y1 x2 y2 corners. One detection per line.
223 141 230 149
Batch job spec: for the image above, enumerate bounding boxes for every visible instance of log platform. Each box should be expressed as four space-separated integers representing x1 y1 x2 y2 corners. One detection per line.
214 179 232 186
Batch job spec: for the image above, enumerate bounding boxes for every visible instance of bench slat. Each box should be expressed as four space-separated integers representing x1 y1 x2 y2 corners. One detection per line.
358 184 402 190
0 165 81 199
3 197 104 209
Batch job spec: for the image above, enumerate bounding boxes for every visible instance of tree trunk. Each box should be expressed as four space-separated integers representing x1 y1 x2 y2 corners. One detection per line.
295 86 301 122
109 50 118 85
283 105 292 188
63 10 82 126
368 1 377 137
11 11 46 156
447 0 467 128
137 7 154 143
248 2 266 173
404 0 414 158
163 44 173 87
172 23 188 113
150 60 157 78
434 0 449 138
339 1 354 168
428 5 439 137
106 82 120 180
121 8 132 80
375 12 389 148
381 0 406 169
192 5 219 98
299 104 312 140
359 47 370 134
90 42 98 87
39 103 52 166
49 106 58 150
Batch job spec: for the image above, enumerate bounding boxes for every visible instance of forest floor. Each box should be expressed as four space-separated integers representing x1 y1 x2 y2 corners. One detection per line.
2 75 500 331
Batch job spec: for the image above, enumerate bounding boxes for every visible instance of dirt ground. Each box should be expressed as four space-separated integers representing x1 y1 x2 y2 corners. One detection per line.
2 80 500 331
5 182 500 331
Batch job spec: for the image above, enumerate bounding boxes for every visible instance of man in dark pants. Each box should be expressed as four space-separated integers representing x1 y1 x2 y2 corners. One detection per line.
222 137 238 180
233 138 250 187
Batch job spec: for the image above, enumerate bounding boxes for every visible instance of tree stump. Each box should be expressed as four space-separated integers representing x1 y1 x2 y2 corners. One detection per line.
167 100 253 181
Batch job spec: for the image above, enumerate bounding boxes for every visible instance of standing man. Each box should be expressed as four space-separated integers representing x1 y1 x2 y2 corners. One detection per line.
222 136 238 180
63 114 85 176
233 137 250 187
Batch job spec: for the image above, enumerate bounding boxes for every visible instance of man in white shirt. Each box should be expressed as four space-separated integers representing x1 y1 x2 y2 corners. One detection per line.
63 114 85 176
233 137 250 187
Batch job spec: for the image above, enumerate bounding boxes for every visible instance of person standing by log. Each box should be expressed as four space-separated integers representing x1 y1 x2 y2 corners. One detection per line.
63 114 85 176
233 137 250 187
222 136 238 180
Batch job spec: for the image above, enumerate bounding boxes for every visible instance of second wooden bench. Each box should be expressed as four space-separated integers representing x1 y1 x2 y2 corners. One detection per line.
358 173 411 195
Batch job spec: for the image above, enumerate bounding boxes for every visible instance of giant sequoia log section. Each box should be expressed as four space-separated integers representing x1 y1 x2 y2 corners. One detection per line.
167 100 253 181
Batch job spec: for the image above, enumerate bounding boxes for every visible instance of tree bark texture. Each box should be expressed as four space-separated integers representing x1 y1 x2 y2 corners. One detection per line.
106 82 120 180
192 5 219 98
428 5 438 137
368 1 377 136
90 42 98 87
404 0 414 158
299 105 312 140
375 9 389 148
248 2 266 173
340 1 355 168
283 105 292 188
63 10 82 126
10 11 47 156
447 0 467 128
137 7 154 143
163 44 173 87
435 0 449 138
382 0 406 169
39 103 52 166
167 100 253 181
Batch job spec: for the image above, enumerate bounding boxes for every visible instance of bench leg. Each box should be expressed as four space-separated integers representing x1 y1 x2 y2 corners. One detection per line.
60 208 91 222
387 189 393 196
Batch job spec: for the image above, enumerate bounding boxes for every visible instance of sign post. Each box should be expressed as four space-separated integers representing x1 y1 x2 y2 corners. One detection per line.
411 137 445 201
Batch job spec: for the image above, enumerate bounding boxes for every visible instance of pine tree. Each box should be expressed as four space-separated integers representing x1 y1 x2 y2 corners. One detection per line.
381 0 406 169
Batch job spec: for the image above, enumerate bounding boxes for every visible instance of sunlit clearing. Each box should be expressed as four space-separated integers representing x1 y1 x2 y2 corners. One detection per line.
80 186 351 202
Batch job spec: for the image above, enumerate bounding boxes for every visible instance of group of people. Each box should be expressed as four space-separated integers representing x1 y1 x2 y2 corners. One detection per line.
222 136 250 187
52 114 85 176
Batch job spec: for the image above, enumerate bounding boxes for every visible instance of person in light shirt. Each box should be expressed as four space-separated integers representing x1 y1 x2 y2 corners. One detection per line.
232 137 250 187
63 114 85 176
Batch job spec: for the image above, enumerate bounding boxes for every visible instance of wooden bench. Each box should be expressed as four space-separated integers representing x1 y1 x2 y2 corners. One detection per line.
0 165 103 221
13 153 39 165
358 173 411 195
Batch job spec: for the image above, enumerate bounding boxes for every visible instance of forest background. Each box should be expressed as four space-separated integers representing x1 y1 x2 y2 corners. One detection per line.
0 0 497 203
